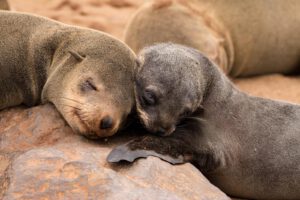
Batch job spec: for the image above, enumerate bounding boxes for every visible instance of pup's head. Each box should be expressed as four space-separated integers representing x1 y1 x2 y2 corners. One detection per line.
135 43 207 136
42 30 136 138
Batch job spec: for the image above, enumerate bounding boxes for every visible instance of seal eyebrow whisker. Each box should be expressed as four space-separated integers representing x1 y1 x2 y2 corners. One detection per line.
59 97 100 110
60 97 84 105
57 103 81 110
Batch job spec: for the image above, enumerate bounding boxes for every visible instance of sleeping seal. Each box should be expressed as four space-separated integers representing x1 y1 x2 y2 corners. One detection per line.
0 11 136 138
124 0 300 77
108 43 300 199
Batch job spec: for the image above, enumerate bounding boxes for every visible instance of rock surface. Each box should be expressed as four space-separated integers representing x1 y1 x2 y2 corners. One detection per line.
0 104 230 200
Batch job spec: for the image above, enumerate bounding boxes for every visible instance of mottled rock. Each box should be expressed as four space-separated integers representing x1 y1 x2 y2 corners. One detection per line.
0 105 229 200
3 146 229 200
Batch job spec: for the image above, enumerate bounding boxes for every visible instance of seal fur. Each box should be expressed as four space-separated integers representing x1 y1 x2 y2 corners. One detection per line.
0 0 10 10
124 0 300 77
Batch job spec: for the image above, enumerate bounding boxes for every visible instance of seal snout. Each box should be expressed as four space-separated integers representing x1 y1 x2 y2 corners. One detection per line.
155 124 176 136
100 116 114 130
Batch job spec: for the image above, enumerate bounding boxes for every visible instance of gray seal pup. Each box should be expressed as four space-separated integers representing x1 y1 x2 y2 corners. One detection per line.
124 0 300 77
0 11 136 138
108 43 300 199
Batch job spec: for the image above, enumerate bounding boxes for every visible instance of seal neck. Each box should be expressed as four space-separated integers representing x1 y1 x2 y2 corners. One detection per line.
201 62 236 111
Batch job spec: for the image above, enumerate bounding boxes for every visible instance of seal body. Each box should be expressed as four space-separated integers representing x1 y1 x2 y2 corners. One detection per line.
125 0 300 77
114 43 300 199
0 0 9 10
0 11 136 138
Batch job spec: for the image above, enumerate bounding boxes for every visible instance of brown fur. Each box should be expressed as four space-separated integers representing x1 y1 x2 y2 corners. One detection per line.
0 11 137 138
124 0 300 77
0 0 9 10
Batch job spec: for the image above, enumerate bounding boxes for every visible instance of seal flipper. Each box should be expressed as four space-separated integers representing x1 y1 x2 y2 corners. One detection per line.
107 142 185 164
107 134 195 165
107 126 223 172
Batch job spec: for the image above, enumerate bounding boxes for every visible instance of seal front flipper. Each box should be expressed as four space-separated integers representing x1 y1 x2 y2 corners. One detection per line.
107 127 223 172
107 141 185 164
107 134 221 172
107 134 195 165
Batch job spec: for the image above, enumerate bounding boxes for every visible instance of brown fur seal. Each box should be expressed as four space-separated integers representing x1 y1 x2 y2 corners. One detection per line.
124 0 300 77
108 43 300 199
0 0 10 10
0 11 136 138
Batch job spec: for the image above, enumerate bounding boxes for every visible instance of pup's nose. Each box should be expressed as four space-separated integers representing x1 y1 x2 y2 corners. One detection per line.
156 125 176 136
100 116 113 130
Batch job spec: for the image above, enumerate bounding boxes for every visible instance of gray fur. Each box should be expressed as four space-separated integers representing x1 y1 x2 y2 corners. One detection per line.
0 11 136 138
134 43 300 199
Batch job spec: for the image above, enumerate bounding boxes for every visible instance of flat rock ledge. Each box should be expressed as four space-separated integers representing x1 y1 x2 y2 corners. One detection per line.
0 104 230 200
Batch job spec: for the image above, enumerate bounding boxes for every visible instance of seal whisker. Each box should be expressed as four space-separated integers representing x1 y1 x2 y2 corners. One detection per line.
75 110 92 121
60 97 101 111
59 97 84 105
62 97 100 108
184 116 207 123
57 103 81 111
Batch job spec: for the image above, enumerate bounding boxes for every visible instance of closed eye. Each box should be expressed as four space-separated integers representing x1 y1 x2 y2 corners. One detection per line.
81 79 97 92
142 90 157 106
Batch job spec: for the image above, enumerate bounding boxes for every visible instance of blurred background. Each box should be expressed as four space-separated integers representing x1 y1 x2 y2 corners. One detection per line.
6 0 300 104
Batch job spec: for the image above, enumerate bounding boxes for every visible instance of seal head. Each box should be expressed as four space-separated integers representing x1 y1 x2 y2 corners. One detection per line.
135 43 207 136
41 31 136 138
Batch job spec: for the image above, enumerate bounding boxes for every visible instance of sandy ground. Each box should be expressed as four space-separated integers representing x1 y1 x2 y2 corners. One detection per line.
7 0 300 104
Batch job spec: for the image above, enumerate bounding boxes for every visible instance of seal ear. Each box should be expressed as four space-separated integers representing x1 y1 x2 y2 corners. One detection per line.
68 50 85 61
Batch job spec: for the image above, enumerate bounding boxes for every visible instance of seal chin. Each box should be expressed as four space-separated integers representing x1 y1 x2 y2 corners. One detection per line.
147 124 176 137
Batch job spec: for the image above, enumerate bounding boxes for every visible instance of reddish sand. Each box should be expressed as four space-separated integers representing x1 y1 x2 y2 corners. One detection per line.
8 0 300 104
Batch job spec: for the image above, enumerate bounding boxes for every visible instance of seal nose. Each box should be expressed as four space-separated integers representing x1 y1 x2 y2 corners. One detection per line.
156 125 176 136
100 116 113 130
